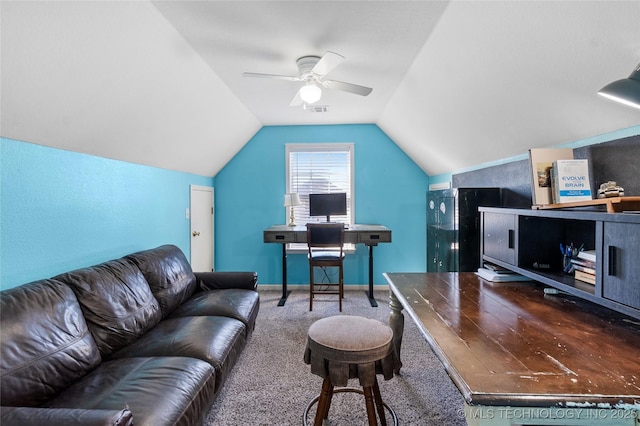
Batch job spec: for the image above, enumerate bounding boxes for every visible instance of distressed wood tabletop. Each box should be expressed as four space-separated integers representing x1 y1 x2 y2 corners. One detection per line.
384 272 640 408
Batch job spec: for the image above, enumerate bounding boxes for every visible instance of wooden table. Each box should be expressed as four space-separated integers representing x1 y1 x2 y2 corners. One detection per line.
384 272 640 426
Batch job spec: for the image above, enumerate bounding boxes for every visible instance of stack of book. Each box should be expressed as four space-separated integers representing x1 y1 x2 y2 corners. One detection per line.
476 263 532 282
571 250 596 285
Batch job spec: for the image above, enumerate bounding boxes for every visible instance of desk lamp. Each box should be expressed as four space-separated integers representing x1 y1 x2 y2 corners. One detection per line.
598 62 640 109
284 193 301 226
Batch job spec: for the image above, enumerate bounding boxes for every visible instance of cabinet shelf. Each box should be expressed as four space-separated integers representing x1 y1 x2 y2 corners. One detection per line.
480 207 640 320
534 196 640 213
519 268 596 295
483 256 596 296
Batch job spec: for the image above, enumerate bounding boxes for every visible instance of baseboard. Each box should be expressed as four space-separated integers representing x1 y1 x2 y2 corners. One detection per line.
257 283 389 292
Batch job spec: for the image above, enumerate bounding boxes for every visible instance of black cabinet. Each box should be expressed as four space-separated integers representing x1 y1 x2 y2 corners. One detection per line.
481 211 516 265
602 222 640 310
480 207 640 319
427 188 500 272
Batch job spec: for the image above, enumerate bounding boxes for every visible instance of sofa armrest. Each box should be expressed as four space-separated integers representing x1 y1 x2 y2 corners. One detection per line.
195 271 258 291
0 407 133 426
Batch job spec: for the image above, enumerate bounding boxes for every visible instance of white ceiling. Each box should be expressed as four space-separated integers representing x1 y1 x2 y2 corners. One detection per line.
2 1 639 177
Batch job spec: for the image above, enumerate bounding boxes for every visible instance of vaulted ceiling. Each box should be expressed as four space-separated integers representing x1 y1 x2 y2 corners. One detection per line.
2 1 639 177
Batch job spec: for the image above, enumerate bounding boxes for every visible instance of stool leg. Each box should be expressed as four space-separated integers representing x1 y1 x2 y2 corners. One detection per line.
314 377 333 426
325 382 334 420
373 379 387 426
363 386 378 426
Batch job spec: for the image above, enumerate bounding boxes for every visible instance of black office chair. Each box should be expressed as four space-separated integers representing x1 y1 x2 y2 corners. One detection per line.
306 223 345 312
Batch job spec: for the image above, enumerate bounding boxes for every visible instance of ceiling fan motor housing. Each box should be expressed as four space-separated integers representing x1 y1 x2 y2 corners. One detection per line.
296 56 321 79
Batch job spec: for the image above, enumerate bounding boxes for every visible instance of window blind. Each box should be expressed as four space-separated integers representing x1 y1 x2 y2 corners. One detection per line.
286 143 354 228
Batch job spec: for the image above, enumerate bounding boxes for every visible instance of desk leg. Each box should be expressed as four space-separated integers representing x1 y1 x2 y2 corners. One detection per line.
367 244 378 307
389 290 404 373
278 244 291 306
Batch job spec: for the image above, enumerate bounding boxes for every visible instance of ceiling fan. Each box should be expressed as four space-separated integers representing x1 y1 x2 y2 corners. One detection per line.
242 51 373 107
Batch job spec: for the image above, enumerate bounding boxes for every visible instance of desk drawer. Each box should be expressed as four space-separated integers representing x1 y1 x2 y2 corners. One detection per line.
359 231 391 244
264 231 297 243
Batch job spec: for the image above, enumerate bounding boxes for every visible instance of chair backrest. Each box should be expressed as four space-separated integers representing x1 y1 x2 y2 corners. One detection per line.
306 223 345 254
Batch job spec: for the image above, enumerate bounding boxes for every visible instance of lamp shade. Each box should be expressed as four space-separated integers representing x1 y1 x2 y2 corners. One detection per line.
300 84 322 104
284 193 301 207
598 63 640 110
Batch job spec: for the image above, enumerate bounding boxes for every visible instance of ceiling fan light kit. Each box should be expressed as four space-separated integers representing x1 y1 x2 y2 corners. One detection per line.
243 51 373 109
300 83 322 104
598 62 640 110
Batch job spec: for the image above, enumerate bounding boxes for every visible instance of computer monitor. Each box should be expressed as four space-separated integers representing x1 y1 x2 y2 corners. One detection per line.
309 193 347 223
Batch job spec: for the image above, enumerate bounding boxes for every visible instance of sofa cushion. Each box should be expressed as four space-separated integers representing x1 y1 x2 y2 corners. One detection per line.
0 279 101 406
170 289 259 337
54 258 161 357
0 406 133 426
46 357 216 426
108 316 246 393
125 245 197 317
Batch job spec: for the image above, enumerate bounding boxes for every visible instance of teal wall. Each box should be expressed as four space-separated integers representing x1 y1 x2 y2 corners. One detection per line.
214 124 430 286
0 137 213 289
5 124 635 291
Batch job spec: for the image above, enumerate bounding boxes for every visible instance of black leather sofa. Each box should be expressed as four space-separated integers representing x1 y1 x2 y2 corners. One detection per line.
0 245 259 426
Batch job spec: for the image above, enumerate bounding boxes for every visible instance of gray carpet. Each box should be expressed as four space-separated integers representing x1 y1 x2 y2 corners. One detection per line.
204 290 467 425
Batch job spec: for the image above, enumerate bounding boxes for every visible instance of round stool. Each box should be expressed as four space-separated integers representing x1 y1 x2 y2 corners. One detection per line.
303 315 399 426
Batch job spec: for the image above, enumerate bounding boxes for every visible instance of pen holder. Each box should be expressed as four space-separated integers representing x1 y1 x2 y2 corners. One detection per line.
561 243 583 275
562 253 572 274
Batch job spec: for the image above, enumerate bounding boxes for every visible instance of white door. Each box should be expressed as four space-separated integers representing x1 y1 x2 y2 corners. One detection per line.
190 185 214 272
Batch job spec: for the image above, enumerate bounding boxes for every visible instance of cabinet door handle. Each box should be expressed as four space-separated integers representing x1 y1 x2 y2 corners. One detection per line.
508 229 515 249
608 245 617 276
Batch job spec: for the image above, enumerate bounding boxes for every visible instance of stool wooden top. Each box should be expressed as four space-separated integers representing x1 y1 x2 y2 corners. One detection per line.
308 316 392 353
304 315 397 387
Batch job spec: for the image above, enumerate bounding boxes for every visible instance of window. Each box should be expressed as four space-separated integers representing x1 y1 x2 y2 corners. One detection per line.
286 143 354 247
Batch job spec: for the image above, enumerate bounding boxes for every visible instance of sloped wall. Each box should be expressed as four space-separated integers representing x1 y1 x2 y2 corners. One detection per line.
452 133 640 207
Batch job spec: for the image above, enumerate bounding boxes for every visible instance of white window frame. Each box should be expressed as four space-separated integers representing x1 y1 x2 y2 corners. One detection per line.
286 143 355 252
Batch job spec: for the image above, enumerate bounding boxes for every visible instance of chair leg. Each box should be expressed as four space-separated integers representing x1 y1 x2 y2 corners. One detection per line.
309 265 314 311
338 265 344 312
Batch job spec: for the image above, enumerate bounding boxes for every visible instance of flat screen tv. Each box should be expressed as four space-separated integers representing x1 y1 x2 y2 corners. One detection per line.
309 193 347 222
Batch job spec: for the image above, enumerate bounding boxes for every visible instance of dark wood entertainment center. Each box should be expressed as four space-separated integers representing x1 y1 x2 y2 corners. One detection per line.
480 206 640 319
451 134 640 319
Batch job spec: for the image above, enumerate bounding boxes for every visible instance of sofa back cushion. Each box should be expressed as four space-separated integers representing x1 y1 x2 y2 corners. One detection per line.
0 279 102 406
55 259 161 357
125 245 197 317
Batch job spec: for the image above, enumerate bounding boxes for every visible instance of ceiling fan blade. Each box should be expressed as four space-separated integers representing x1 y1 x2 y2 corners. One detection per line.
323 79 373 96
289 88 303 107
312 51 344 77
242 72 302 82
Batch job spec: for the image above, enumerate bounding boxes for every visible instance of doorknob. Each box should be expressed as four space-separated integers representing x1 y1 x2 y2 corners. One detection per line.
192 231 200 237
